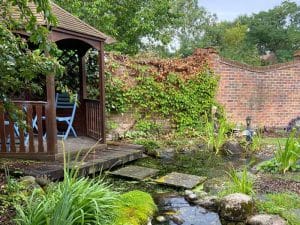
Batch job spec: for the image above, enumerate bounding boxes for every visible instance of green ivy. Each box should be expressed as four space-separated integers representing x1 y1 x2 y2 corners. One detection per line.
105 72 128 113
128 69 220 131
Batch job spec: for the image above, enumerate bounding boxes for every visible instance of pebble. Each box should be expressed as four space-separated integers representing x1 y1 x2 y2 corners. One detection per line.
187 193 198 201
184 190 194 196
156 216 167 223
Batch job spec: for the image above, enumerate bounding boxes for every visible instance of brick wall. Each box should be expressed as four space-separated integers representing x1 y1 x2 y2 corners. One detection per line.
210 52 300 128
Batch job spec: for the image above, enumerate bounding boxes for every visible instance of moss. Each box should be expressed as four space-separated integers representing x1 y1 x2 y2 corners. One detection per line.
114 190 157 225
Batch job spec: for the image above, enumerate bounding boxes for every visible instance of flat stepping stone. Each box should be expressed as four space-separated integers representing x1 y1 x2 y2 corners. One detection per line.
155 172 207 189
110 165 159 180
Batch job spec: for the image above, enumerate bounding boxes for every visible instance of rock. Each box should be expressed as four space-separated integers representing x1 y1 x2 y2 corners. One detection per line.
222 141 244 156
204 177 226 195
156 216 167 223
170 215 185 225
246 214 287 225
186 193 198 203
35 176 51 187
195 196 219 211
19 176 40 188
20 176 36 183
219 193 255 222
147 218 152 225
184 190 194 196
195 190 208 199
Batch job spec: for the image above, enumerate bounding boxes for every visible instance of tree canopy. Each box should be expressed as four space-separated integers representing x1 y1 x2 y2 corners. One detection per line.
54 0 179 55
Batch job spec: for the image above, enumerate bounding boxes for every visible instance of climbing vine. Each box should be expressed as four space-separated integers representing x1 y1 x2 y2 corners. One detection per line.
128 68 220 131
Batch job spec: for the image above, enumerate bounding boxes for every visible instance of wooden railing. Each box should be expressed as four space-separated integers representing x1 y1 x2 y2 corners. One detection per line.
85 99 103 140
0 101 51 159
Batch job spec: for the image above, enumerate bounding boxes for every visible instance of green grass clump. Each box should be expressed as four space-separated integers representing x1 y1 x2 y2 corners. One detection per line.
258 131 300 173
257 192 300 225
14 176 118 225
114 190 157 225
220 167 255 196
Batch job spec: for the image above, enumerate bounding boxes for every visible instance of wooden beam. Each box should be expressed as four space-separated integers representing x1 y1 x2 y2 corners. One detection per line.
46 74 58 154
79 54 87 136
98 43 106 144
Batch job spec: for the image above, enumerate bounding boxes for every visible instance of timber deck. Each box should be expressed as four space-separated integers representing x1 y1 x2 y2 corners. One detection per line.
0 143 144 180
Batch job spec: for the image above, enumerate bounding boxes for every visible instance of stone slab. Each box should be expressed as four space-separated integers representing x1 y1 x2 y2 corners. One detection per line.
110 165 159 180
155 172 207 189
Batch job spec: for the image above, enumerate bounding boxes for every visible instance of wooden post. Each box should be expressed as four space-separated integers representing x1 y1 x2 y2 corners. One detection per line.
79 54 87 135
46 74 57 154
98 43 106 143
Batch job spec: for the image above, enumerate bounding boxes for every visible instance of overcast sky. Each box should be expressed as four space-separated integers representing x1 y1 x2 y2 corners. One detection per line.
199 0 300 21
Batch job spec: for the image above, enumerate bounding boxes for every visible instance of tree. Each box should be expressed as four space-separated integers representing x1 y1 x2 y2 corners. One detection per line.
169 0 216 57
200 21 261 65
0 0 62 112
54 0 179 55
246 1 300 62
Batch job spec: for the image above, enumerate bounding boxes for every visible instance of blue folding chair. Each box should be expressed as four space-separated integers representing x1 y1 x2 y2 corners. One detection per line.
55 93 78 140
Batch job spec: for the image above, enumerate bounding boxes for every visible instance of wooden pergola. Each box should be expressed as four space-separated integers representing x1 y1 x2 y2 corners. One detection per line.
0 3 114 160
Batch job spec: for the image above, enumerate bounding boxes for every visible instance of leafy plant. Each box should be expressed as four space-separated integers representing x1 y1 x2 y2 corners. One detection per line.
258 130 300 173
205 117 230 154
134 120 162 136
221 167 255 196
249 131 262 152
129 70 220 132
257 192 300 225
134 139 161 157
105 73 129 113
13 146 119 225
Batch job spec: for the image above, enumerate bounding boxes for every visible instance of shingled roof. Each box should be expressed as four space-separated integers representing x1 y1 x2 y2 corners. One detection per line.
10 2 115 44
51 3 115 44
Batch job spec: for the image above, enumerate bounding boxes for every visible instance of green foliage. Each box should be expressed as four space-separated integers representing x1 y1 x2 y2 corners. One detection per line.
222 167 255 196
134 139 160 157
158 0 216 57
114 190 157 225
129 70 220 131
257 192 300 225
54 0 178 55
201 21 261 65
0 0 63 117
134 120 162 136
14 176 118 225
246 1 300 62
105 72 128 113
258 130 300 174
204 117 231 154
249 131 262 152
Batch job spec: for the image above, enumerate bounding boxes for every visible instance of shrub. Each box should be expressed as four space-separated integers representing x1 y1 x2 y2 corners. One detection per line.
114 190 157 225
258 130 300 173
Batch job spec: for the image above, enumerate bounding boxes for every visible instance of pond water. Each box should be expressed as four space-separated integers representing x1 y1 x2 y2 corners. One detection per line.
152 194 222 225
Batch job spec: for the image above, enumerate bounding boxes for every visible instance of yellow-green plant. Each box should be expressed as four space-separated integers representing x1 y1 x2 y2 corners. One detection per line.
114 190 157 225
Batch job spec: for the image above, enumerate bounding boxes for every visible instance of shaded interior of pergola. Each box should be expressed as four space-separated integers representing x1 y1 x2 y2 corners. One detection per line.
34 29 106 154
